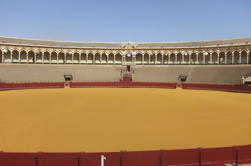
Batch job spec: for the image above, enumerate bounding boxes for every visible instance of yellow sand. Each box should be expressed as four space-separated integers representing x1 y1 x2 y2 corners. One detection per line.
0 88 251 152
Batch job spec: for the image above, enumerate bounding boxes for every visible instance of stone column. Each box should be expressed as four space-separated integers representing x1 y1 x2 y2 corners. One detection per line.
225 53 227 64
42 52 44 64
34 52 37 64
142 54 144 65
196 53 199 64
2 50 5 63
64 53 67 64
239 51 242 64
49 52 52 64
57 53 59 64
72 54 74 64
232 51 235 64
122 55 125 64
86 54 88 64
155 54 157 64
182 54 185 64
168 54 170 64
18 51 20 64
93 54 96 64
203 53 206 64
113 54 115 64
217 52 220 64
247 50 250 64
79 53 82 64
174 53 177 64
210 53 212 64
10 50 13 63
26 52 29 64
188 53 191 64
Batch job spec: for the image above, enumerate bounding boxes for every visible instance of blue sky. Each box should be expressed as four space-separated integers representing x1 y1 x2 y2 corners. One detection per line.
0 0 251 42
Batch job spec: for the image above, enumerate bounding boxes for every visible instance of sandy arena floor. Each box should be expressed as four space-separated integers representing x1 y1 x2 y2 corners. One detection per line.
0 88 251 152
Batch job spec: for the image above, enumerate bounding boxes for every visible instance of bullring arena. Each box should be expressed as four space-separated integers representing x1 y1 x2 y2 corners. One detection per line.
1 36 251 166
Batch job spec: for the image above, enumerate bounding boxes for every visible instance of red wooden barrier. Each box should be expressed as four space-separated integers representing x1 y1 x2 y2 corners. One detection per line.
80 152 120 166
70 82 177 88
37 153 79 166
121 77 132 83
237 145 251 164
200 147 236 166
0 153 36 166
161 148 200 166
1 81 250 93
1 145 251 166
182 83 251 93
121 151 160 166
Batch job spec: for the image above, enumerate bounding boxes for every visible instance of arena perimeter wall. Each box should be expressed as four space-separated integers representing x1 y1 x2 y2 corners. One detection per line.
0 82 251 93
1 145 251 166
1 64 251 85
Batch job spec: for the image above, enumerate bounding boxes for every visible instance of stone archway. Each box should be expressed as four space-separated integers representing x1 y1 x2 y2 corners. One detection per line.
101 53 107 64
51 52 57 64
149 54 155 64
65 53 72 64
12 50 19 63
177 53 182 64
88 53 94 64
219 52 225 64
44 52 50 64
73 53 80 64
36 52 43 64
163 55 169 64
226 52 232 64
211 52 218 64
156 54 162 64
190 53 197 64
204 53 210 64
94 53 101 64
20 50 27 63
143 54 149 64
80 53 87 64
115 54 122 64
125 53 132 63
58 52 65 64
233 51 240 64
136 54 143 64
28 51 35 64
241 51 247 64
170 54 175 64
3 50 11 63
198 53 204 64
108 54 114 64
184 54 189 64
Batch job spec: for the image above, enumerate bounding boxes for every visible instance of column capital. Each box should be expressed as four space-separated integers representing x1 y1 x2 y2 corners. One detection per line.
216 50 221 54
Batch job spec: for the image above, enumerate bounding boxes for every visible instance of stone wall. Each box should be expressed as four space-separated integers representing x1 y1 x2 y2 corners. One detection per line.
133 65 251 85
0 64 123 83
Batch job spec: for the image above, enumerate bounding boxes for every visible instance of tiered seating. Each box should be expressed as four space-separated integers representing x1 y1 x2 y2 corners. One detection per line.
133 65 251 85
0 64 123 83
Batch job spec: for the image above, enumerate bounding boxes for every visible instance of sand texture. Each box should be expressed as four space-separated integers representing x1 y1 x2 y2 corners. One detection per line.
0 88 251 152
